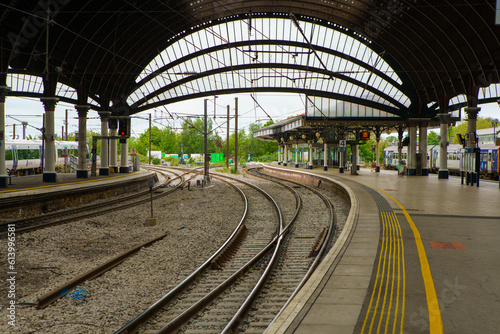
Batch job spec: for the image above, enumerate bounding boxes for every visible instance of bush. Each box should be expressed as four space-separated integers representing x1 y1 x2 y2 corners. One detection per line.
152 157 161 165
164 156 179 166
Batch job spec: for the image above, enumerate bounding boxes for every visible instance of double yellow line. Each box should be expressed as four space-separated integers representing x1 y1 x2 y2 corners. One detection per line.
361 211 406 334
360 183 443 334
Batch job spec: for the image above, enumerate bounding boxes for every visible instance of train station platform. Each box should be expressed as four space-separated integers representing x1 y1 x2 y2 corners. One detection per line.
0 170 155 219
264 164 500 334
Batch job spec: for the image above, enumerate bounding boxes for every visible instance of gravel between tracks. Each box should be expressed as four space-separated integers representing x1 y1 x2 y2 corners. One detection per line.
0 176 242 334
0 169 350 334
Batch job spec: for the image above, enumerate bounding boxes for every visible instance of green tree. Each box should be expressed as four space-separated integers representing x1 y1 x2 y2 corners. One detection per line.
450 116 496 143
427 131 440 145
178 118 220 154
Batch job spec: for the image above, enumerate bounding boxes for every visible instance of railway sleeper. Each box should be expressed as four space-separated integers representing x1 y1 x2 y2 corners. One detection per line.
309 227 328 257
210 225 248 270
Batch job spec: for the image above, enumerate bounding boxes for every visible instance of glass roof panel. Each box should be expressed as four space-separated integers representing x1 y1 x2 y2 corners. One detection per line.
132 17 410 115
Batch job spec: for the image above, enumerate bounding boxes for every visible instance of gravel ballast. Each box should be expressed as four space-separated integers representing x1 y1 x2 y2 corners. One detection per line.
0 169 350 334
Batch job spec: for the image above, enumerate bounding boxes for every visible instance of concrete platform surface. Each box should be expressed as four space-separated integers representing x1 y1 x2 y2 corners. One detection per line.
0 170 152 199
264 164 500 334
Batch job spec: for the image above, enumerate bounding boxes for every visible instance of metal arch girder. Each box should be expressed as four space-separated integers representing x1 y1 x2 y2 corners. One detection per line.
133 86 406 118
131 39 406 95
7 90 101 111
130 63 409 111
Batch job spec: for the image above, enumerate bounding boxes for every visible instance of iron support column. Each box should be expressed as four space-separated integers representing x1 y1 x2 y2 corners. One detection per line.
109 121 118 173
350 144 358 175
75 105 89 178
98 111 110 175
308 143 313 169
438 113 450 179
465 107 481 148
397 126 404 167
0 86 10 188
283 144 288 166
295 143 299 168
42 97 59 182
375 127 381 172
419 122 429 176
277 144 281 165
323 142 328 171
407 123 417 175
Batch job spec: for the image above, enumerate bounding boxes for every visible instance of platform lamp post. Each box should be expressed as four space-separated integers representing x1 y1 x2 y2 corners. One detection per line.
204 99 209 184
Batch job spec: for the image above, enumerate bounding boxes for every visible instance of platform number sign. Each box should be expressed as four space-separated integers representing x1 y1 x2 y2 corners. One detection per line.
339 139 346 148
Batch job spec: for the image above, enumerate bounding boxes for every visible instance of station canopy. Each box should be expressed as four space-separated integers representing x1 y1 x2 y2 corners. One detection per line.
1 1 500 126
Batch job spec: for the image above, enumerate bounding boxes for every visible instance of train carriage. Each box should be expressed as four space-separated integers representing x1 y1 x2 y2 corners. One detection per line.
4 140 87 176
384 144 500 179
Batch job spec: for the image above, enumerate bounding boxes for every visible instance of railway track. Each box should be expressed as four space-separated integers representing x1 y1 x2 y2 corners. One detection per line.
116 166 336 334
0 167 196 237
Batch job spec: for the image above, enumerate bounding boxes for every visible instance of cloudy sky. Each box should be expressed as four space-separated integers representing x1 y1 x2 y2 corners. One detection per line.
4 93 500 140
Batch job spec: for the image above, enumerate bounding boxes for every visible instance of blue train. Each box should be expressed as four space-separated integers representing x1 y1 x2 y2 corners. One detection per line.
383 144 500 179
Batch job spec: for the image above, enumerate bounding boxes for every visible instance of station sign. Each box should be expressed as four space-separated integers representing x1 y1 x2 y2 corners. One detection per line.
359 131 370 140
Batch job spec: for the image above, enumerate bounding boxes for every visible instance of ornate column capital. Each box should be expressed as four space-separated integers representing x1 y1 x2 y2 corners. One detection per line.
0 86 11 102
98 111 111 121
437 113 451 123
40 97 59 111
464 107 481 119
75 104 91 117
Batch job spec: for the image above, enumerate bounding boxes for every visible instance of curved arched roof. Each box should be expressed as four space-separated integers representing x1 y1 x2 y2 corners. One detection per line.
1 1 499 116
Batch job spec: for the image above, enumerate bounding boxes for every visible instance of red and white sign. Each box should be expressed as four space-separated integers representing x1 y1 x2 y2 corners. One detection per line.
130 148 137 156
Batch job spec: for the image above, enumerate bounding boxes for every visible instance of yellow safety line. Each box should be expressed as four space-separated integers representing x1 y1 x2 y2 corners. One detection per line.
361 210 407 334
366 185 443 334
361 211 387 333
377 212 394 334
0 172 140 194
382 212 397 334
397 212 406 334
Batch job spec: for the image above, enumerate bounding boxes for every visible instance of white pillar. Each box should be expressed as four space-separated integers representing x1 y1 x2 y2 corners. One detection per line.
283 144 288 166
408 125 417 175
41 97 59 182
465 107 481 148
339 146 344 173
375 137 381 172
99 111 110 175
75 105 89 178
308 143 312 169
294 143 299 167
109 125 118 173
350 144 358 175
419 123 428 175
0 87 10 187
323 142 328 171
120 139 129 173
438 113 450 179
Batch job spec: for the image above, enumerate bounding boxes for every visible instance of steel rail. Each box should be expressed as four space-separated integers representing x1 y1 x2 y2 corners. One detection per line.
249 167 336 331
115 168 250 334
0 169 193 237
154 170 295 334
